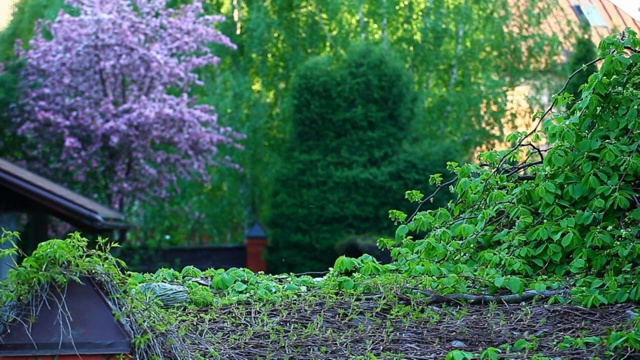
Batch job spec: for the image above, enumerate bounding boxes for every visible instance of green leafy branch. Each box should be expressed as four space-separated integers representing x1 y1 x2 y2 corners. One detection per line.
386 29 640 308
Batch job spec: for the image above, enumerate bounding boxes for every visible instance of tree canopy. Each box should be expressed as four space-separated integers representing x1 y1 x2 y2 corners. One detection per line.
12 0 243 212
0 0 565 245
1 24 640 360
384 29 640 307
266 43 463 274
133 0 563 245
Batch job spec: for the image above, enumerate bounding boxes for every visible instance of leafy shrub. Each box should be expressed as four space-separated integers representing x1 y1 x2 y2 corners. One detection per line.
266 43 463 274
384 30 640 307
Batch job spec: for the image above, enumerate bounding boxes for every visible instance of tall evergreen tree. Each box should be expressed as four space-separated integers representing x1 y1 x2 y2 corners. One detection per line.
266 43 462 274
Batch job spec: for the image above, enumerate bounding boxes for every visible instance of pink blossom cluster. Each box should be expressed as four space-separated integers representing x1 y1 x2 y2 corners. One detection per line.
15 0 243 211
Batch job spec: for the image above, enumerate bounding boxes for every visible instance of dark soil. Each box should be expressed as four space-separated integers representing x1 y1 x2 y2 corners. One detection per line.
171 295 639 359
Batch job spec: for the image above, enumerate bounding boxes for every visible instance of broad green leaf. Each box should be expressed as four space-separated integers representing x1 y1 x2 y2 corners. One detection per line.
561 232 574 247
506 277 524 294
395 225 409 242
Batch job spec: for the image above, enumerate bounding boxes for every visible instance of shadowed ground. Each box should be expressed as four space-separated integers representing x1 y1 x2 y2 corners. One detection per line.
159 291 638 359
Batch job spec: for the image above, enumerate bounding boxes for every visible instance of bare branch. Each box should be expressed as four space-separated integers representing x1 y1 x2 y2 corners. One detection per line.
413 289 568 305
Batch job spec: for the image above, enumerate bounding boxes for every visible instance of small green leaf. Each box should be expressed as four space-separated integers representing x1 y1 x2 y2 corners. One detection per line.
339 277 355 290
549 244 562 253
607 332 628 350
405 190 424 202
233 282 248 292
533 283 547 293
429 173 443 185
630 208 640 219
570 258 586 273
543 182 557 192
334 256 356 274
506 277 524 294
552 154 564 166
532 258 544 267
561 232 574 247
513 339 530 351
593 198 605 208
395 225 409 242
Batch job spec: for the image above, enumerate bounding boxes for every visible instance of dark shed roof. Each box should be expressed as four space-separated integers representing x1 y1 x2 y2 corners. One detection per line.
0 276 132 356
0 158 128 231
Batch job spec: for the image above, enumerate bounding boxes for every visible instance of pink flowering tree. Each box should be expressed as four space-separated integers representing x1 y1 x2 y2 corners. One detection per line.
15 0 243 212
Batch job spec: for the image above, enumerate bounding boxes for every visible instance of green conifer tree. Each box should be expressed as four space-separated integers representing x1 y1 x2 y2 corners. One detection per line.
266 43 462 274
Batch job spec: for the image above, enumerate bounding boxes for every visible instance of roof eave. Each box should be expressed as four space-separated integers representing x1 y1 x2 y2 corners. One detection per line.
0 171 129 231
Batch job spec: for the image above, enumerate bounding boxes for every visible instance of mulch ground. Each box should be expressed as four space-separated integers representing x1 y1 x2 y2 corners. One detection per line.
170 295 639 359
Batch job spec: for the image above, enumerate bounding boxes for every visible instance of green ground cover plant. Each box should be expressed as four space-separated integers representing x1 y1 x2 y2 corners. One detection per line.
1 30 640 359
1 230 637 359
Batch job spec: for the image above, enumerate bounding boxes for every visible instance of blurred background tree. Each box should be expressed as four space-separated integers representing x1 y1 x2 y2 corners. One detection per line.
266 43 466 273
0 0 66 60
0 0 66 162
565 27 599 104
11 0 242 214
0 0 563 253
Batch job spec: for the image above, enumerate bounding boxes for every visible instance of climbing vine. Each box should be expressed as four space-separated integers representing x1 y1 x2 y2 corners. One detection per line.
383 30 640 307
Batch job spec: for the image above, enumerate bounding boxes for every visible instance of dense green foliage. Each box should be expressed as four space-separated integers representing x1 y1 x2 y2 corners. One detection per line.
0 0 66 60
135 0 563 247
266 43 462 274
384 30 640 307
0 0 564 246
0 0 66 160
0 231 164 359
0 231 123 302
565 28 599 102
2 220 639 359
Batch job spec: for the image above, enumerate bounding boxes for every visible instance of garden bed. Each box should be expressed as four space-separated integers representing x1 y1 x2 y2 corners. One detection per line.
154 286 638 359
